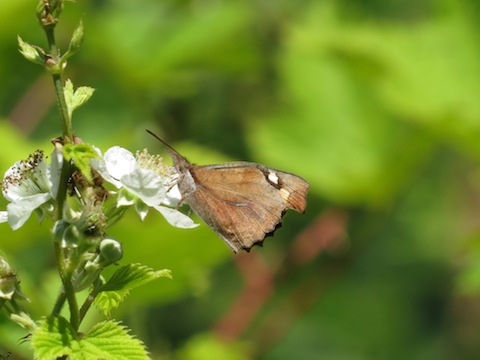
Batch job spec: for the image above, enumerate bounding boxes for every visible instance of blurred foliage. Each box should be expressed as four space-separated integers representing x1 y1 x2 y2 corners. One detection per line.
2 0 480 359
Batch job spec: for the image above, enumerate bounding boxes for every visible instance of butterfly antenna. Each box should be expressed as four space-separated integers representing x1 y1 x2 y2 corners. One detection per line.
146 129 183 157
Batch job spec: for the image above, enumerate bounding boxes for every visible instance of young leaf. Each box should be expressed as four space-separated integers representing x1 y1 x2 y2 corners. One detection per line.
17 36 44 65
101 263 171 291
32 316 150 360
63 143 99 182
63 19 85 60
64 79 95 119
95 264 171 316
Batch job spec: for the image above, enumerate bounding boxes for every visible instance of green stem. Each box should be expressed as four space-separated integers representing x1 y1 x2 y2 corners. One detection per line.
51 289 66 316
52 242 79 330
41 4 78 329
78 286 100 326
43 11 73 142
51 159 80 330
52 73 73 141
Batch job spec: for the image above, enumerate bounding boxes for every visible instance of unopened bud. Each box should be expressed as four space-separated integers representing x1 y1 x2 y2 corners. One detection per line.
99 238 123 263
0 258 15 300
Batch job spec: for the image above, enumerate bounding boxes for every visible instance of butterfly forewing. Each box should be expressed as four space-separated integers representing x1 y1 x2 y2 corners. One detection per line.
185 163 309 252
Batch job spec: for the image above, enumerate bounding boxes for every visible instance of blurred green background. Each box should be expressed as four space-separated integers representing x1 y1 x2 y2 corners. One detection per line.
2 0 480 359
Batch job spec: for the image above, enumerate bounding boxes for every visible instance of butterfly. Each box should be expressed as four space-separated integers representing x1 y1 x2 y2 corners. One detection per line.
148 130 309 252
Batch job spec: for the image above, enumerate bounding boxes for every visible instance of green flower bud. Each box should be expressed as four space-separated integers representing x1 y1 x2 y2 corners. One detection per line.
62 224 81 248
53 220 68 243
73 238 122 292
0 257 28 302
0 258 15 300
99 238 123 263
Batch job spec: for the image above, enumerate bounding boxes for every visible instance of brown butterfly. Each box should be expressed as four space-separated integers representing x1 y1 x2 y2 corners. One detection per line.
147 130 310 253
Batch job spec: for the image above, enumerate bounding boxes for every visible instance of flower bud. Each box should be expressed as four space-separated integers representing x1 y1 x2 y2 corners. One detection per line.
53 220 81 248
99 238 123 263
73 237 123 291
0 257 28 302
0 258 15 300
62 224 81 248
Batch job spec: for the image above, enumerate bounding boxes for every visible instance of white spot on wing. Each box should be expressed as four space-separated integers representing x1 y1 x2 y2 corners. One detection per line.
267 171 279 185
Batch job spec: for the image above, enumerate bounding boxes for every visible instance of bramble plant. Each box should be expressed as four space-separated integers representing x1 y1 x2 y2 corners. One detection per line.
0 1 198 358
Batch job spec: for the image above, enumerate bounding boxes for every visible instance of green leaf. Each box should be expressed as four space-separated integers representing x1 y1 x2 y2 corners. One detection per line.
17 35 44 65
63 19 85 60
64 79 95 119
95 264 171 316
31 316 75 360
31 316 150 360
63 143 99 182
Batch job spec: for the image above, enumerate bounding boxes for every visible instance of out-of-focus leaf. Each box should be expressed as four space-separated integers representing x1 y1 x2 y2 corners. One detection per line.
249 3 434 206
87 1 258 93
176 333 250 360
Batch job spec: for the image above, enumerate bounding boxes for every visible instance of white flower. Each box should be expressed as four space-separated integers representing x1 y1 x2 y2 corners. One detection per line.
0 149 62 230
92 146 197 229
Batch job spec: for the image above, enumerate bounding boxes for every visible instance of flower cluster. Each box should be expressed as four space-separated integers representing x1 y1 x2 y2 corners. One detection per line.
1 145 196 233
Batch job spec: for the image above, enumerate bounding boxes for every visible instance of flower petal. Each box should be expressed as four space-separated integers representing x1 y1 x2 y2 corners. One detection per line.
164 185 182 207
48 147 63 199
153 205 198 229
2 151 49 202
104 146 137 180
121 168 166 207
7 193 51 230
0 211 7 223
91 156 120 188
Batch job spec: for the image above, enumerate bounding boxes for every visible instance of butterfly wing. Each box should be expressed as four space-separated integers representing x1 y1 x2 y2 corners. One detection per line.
184 162 309 252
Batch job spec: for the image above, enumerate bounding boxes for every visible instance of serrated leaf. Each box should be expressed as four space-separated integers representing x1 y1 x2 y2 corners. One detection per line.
31 316 75 360
101 264 171 292
63 143 99 182
95 291 126 318
32 316 149 360
95 264 171 316
64 79 95 119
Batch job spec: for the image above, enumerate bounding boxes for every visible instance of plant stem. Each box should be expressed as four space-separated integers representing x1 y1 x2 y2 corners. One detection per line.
51 289 66 315
52 241 79 330
52 73 73 141
40 0 78 330
42 9 73 142
78 286 100 326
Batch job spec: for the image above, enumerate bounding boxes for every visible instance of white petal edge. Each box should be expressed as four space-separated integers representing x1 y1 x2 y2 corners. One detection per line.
7 193 51 230
153 205 198 229
0 211 7 223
